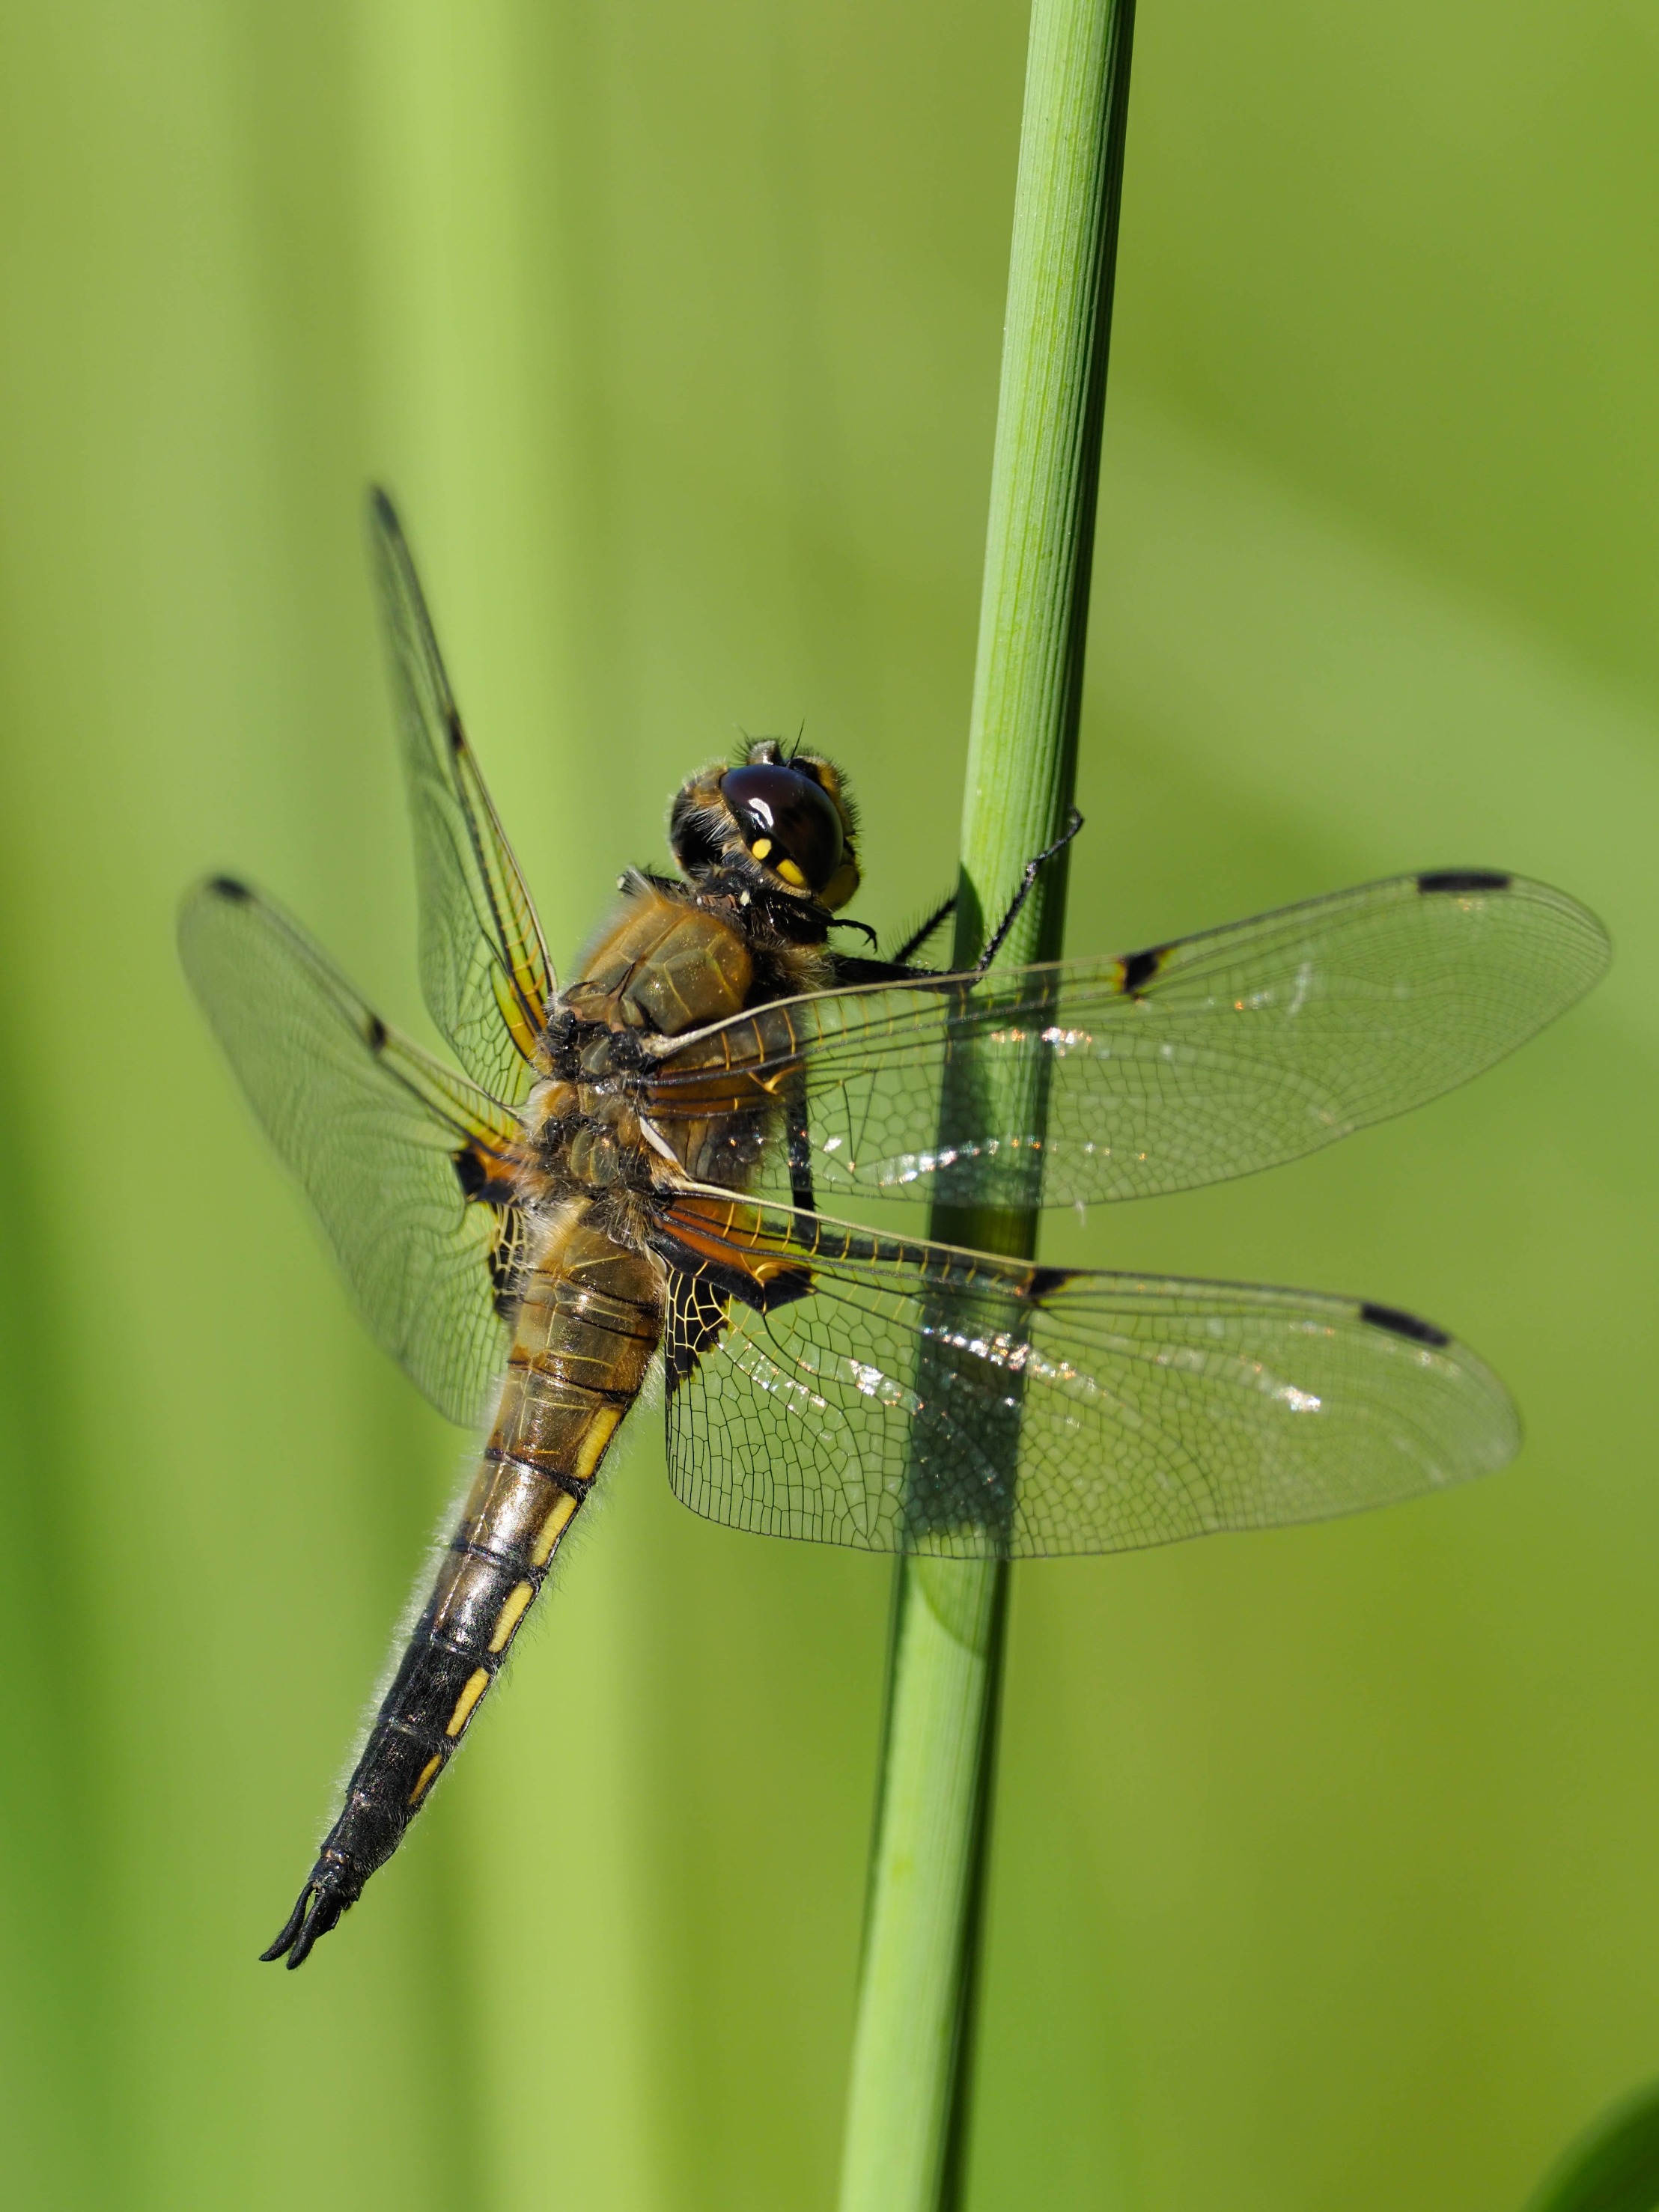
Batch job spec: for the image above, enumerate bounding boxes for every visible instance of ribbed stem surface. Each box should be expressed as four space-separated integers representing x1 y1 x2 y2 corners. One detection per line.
836 3 1137 2208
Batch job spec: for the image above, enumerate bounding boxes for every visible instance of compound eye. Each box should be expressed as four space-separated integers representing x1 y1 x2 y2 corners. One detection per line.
720 764 844 893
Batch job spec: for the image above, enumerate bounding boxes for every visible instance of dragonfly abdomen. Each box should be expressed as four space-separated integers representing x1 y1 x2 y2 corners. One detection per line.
263 1201 661 1967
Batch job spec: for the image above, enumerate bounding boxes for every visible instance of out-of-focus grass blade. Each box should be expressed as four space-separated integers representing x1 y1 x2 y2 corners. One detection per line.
1525 2081 1659 2212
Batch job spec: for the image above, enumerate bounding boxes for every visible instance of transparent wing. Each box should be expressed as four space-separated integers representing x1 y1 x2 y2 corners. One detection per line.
657 1195 1518 1559
646 871 1608 1210
179 875 525 1427
370 489 555 1104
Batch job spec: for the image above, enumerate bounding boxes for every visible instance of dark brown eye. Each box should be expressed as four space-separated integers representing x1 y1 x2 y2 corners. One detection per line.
720 764 844 893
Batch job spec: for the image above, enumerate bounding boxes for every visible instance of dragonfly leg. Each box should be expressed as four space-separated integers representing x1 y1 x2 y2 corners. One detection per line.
886 892 957 967
973 808 1083 975
785 1073 817 1213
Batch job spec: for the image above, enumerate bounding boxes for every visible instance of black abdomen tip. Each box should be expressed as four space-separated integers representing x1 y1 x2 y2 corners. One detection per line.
261 1875 352 1969
1416 869 1512 895
1360 1300 1451 1349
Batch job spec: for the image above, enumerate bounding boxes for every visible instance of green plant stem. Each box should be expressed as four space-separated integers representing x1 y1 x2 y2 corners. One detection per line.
835 2 1136 2208
1522 2077 1659 2212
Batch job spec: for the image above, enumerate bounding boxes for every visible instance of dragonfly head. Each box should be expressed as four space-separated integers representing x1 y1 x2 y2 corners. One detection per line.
669 739 861 913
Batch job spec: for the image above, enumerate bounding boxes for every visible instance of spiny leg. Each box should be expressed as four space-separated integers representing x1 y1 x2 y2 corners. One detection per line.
973 807 1083 974
887 892 957 968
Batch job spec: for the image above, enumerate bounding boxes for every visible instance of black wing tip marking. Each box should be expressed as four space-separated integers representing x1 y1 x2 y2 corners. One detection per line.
365 1012 389 1052
1360 1300 1452 1349
1028 1265 1079 1299
261 1875 351 1970
368 484 401 534
206 874 254 904
1416 869 1513 895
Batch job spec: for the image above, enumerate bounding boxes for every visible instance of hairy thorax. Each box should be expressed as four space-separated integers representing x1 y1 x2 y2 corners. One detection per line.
517 880 829 1241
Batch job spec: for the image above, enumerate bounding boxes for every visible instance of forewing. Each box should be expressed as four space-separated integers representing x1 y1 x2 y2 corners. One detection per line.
179 876 524 1428
657 1197 1518 1559
370 490 554 1103
646 871 1608 1208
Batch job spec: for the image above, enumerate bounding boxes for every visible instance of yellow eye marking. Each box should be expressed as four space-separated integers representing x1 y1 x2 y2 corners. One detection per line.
446 1669 490 1738
575 1407 621 1481
776 858 807 887
410 1752 442 1805
821 858 860 911
530 1487 579 1565
749 836 773 861
489 1581 535 1654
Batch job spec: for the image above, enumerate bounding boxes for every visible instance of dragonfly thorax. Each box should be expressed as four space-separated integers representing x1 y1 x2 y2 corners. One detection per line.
525 1066 655 1200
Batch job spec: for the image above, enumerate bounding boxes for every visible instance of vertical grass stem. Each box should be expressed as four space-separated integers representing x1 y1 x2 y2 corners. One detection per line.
835 2 1136 2206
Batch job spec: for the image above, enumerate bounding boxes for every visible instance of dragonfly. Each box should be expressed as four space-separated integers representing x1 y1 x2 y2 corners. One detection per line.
180 491 1610 1969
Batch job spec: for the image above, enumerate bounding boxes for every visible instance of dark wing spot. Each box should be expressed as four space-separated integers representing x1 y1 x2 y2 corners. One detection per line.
453 1145 488 1200
366 1013 389 1052
1028 1266 1078 1300
208 875 252 903
452 1139 517 1206
1416 869 1512 895
451 1148 526 1313
652 1231 814 1317
446 707 467 756
1118 945 1166 996
1360 1301 1451 1349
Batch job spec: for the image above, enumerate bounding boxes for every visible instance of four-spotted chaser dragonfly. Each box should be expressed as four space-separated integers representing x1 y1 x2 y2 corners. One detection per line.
179 492 1610 1968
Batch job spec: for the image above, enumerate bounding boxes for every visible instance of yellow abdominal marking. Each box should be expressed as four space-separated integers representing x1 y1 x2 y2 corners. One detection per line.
776 857 807 887
530 1488 580 1566
446 1669 490 1738
749 836 773 860
489 1581 535 1654
410 1752 442 1805
575 1407 621 1481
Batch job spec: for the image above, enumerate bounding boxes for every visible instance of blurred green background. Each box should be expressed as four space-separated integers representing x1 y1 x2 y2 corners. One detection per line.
0 2 1654 2207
